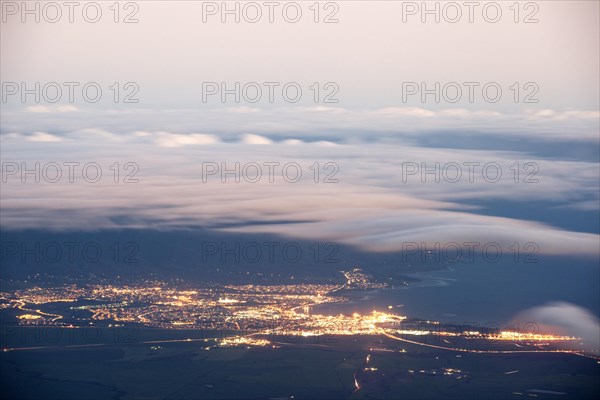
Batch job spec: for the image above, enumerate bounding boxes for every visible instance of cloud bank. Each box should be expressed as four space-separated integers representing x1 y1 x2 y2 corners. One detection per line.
1 127 598 257
515 302 600 352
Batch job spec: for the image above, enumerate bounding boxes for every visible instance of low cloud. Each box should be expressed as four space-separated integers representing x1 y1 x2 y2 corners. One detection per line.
240 133 274 145
152 132 220 148
1 132 598 257
2 106 599 143
514 302 600 352
27 132 64 142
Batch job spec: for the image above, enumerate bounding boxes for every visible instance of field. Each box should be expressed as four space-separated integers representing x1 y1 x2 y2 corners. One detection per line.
1 330 599 399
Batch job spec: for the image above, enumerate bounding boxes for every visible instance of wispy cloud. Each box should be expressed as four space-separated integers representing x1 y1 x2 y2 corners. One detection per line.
1 130 598 256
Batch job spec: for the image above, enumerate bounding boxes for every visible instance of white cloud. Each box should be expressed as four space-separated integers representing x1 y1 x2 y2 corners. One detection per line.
154 132 220 148
3 107 599 142
26 106 51 113
1 137 598 257
312 140 337 147
282 139 304 145
515 302 600 352
56 105 78 112
240 133 273 145
27 132 63 142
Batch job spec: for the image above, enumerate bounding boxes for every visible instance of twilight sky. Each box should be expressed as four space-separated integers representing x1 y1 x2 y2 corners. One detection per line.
1 0 598 111
1 1 599 257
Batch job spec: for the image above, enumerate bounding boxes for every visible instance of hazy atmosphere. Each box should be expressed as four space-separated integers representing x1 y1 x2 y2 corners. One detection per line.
1 1 599 399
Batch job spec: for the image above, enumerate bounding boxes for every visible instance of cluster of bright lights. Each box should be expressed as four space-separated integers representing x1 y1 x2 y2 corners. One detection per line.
17 314 41 320
492 331 577 341
218 297 241 304
0 275 581 349
219 336 271 347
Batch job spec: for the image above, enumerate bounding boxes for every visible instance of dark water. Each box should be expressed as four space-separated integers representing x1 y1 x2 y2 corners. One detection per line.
314 257 600 326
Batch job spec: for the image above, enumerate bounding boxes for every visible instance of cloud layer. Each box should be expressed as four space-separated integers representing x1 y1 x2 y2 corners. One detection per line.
1 126 598 256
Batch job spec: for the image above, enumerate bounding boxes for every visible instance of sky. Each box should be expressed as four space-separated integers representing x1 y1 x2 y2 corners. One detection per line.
1 0 598 111
1 0 599 258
